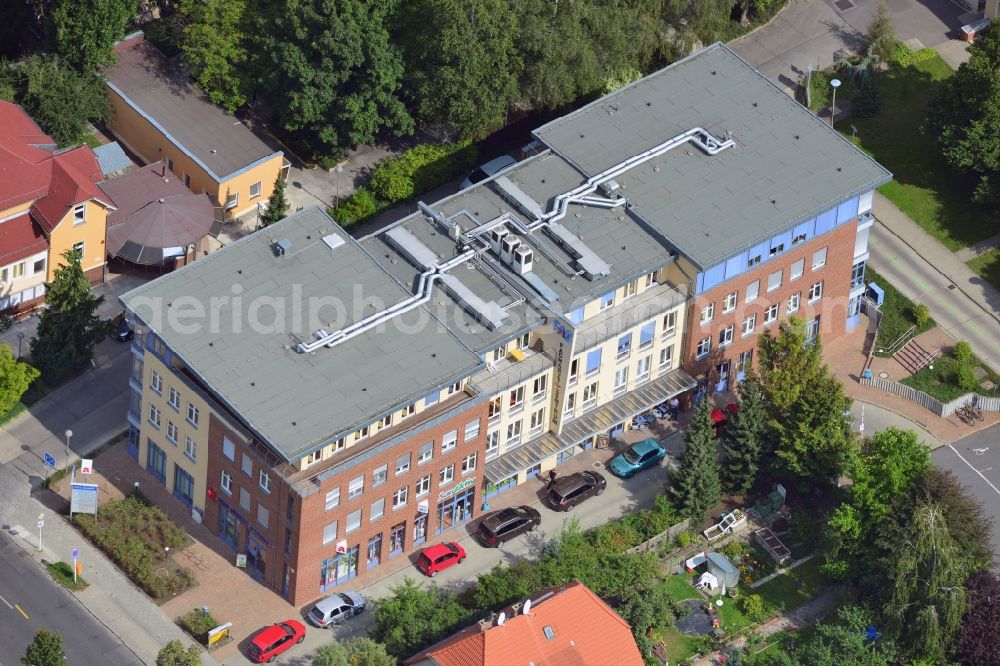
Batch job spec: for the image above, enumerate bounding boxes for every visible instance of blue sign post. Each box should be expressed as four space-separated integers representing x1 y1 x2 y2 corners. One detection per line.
43 453 56 468
72 548 79 583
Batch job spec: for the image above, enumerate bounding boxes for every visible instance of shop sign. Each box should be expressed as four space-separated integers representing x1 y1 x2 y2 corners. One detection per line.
438 476 476 501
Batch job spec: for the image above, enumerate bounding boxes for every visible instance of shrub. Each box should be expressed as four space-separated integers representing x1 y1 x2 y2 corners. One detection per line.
913 303 931 329
956 363 980 391
369 143 478 203
740 594 768 622
953 341 973 364
180 608 219 644
855 79 882 118
330 187 378 226
889 42 914 67
675 530 693 548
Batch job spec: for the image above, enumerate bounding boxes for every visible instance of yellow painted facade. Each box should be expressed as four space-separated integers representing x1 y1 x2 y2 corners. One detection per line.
0 200 33 220
47 200 109 281
107 90 283 219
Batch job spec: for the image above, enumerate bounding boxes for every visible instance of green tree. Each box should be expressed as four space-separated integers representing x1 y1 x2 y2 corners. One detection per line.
720 376 766 494
397 0 520 140
824 428 931 580
371 578 470 658
156 640 201 666
671 397 721 524
50 0 138 73
0 344 39 416
617 579 680 656
884 503 967 663
866 3 897 62
29 249 106 385
792 605 897 665
737 0 783 27
956 570 1000 666
926 23 1000 204
177 0 247 112
256 0 413 158
259 175 289 227
11 54 110 147
22 629 66 666
313 638 396 666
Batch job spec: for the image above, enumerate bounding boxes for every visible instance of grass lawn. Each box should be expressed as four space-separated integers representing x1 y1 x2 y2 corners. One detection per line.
661 573 703 602
968 248 1000 292
901 354 1000 401
865 266 935 355
836 56 999 250
46 561 87 591
754 558 828 613
661 626 705 664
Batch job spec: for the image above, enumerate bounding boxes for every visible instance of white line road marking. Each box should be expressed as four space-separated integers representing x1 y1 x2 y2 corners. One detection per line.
0 594 12 609
949 445 1000 497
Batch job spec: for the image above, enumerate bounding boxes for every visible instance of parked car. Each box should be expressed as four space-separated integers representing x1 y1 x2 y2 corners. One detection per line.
110 311 134 342
248 620 306 663
476 505 541 547
546 471 606 511
416 541 467 577
307 591 366 628
608 438 667 478
459 154 518 189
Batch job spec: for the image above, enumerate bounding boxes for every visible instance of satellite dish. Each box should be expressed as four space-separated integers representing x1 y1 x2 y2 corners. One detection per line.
497 612 506 626
523 598 532 615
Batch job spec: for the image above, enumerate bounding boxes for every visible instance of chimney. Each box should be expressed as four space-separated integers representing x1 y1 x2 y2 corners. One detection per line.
510 602 523 616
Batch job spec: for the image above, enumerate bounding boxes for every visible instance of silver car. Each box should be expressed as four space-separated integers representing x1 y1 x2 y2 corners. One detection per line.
307 591 366 627
460 155 518 190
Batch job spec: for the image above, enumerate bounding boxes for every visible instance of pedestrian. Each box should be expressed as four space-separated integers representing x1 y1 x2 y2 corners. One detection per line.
669 397 680 421
547 469 557 486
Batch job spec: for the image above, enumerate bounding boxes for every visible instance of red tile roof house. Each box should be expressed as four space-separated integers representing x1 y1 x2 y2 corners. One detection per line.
403 580 645 666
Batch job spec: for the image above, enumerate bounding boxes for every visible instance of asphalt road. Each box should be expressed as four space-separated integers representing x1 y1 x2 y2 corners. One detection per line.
933 424 1000 565
0 532 140 666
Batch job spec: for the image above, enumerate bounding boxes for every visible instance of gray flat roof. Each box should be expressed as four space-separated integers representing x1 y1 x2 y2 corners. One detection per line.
121 206 482 462
534 43 892 268
108 34 281 182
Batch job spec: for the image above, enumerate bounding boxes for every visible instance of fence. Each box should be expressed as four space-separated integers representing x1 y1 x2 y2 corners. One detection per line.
860 376 1000 417
627 518 690 555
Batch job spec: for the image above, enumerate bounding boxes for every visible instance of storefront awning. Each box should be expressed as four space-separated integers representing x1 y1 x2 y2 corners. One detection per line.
484 367 696 484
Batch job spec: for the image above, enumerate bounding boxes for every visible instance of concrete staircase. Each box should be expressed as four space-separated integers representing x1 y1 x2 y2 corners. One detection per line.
893 338 942 376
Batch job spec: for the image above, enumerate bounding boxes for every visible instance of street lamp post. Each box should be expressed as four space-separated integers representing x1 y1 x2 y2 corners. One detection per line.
16 331 24 359
64 429 73 472
335 164 344 209
829 78 842 127
37 513 44 552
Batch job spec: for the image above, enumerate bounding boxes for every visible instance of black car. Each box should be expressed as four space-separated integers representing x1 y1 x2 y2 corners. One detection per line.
546 471 606 511
476 505 541 547
110 312 134 342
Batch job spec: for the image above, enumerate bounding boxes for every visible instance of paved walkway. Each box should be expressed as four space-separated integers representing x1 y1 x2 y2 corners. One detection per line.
956 231 1000 262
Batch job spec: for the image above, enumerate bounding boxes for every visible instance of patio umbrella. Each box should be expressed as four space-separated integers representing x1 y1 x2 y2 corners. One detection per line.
711 407 726 424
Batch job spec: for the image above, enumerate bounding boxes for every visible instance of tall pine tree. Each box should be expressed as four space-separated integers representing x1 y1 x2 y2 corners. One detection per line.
22 628 66 666
259 175 289 227
671 397 721 525
29 249 106 385
720 377 766 495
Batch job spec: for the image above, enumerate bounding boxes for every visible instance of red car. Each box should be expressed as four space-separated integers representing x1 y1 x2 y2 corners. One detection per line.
416 541 467 577
248 620 306 663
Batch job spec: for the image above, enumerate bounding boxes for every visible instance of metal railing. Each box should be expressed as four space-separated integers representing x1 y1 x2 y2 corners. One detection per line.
875 324 916 357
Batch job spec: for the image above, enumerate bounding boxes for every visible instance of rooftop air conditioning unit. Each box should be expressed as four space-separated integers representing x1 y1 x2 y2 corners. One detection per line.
490 226 509 255
512 247 533 275
598 180 620 197
500 236 521 265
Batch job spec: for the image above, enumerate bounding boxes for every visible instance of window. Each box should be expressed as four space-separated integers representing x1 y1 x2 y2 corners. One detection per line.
659 346 673 370
186 403 199 427
259 471 271 494
347 509 362 533
355 426 369 440
400 403 415 419
616 333 632 360
516 332 530 350
418 441 433 464
462 452 477 474
812 247 827 270
424 390 439 407
491 346 505 362
806 316 821 343
790 258 804 281
568 358 579 384
183 173 191 188
509 386 524 412
348 475 364 499
585 349 602 375
166 421 177 443
723 291 737 313
168 387 180 410
764 303 779 324
306 448 323 466
808 281 823 302
12 262 24 278
662 311 677 338
564 392 576 416
185 437 197 462
645 271 658 287
150 370 162 393
440 464 455 485
485 432 499 458
72 240 85 257
249 181 262 199
769 243 784 257
166 158 174 172
441 430 457 453
225 193 239 210
700 303 714 324
767 269 782 292
33 258 45 275
373 464 388 487
568 306 584 325
506 421 522 446
696 337 711 358
239 487 250 511
370 498 385 521
488 396 501 423
379 414 392 429
742 314 756 336
636 355 651 383
325 487 340 511
792 232 807 245
323 521 338 546
639 322 655 349
0 267 7 283
464 418 480 441
745 280 760 302
148 404 161 428
223 436 235 461
446 381 462 395
613 367 628 394
333 438 346 453
241 453 253 476
532 375 547 402
72 204 86 225
623 280 637 299
747 253 762 268
582 381 598 407
787 292 801 313
220 470 232 494
530 407 545 434
719 325 734 347
416 474 431 497
851 260 866 289
257 504 269 528
395 453 411 476
600 291 615 310
738 350 753 374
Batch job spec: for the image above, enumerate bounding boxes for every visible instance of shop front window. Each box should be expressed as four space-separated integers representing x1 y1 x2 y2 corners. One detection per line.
367 534 382 569
413 514 428 546
436 488 475 535
320 546 359 591
389 521 405 557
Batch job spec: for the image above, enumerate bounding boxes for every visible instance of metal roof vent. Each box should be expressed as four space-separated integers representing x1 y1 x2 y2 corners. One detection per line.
598 180 620 197
322 233 345 251
272 239 292 256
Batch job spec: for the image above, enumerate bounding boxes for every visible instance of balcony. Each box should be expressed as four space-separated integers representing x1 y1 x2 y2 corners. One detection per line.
575 282 686 353
469 348 554 398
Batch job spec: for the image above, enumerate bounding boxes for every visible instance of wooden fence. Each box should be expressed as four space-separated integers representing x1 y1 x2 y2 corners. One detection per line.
860 376 1000 417
627 518 690 555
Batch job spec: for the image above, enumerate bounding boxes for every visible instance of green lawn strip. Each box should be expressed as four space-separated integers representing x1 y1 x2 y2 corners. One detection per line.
661 573 703 602
901 354 1000 401
45 561 87 591
967 248 1000 292
754 558 827 614
864 266 935 355
836 56 998 250
661 626 705 664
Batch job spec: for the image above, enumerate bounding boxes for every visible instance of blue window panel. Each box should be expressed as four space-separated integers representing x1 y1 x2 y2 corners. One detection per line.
701 263 726 292
696 272 704 294
814 207 837 235
586 349 602 374
837 196 860 224
567 306 584 325
747 240 769 264
725 255 745 280
639 322 655 347
793 218 814 242
424 390 439 407
770 229 792 254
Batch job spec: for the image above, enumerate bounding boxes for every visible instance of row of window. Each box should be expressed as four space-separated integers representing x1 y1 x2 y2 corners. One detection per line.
563 345 674 419
148 370 201 426
490 332 531 362
221 437 272 494
488 375 547 423
695 285 821 358
0 257 45 284
567 310 677 386
218 469 271 528
567 271 661 326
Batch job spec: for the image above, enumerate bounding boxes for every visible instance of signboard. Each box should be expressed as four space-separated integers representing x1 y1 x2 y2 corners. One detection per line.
70 483 99 517
80 459 93 475
36 519 44 528
438 477 476 502
335 539 347 554
43 453 56 468
417 500 429 515
552 319 573 343
72 548 78 559
235 554 247 569
207 622 232 649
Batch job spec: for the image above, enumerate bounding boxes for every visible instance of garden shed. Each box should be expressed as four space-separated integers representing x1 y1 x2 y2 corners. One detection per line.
707 552 740 588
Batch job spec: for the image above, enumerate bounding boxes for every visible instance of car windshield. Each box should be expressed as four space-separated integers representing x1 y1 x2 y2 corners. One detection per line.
445 543 459 553
468 167 489 184
338 594 353 605
418 554 431 566
279 623 295 636
623 448 642 464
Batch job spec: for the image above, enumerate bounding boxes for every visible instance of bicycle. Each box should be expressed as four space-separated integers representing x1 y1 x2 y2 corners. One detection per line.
955 405 975 425
971 396 984 421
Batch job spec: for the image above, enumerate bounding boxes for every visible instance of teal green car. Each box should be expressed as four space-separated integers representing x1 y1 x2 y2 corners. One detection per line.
608 438 667 478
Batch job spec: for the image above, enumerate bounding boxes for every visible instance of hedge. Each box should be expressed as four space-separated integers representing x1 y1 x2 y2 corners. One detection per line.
329 187 377 226
889 43 938 68
369 142 478 203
